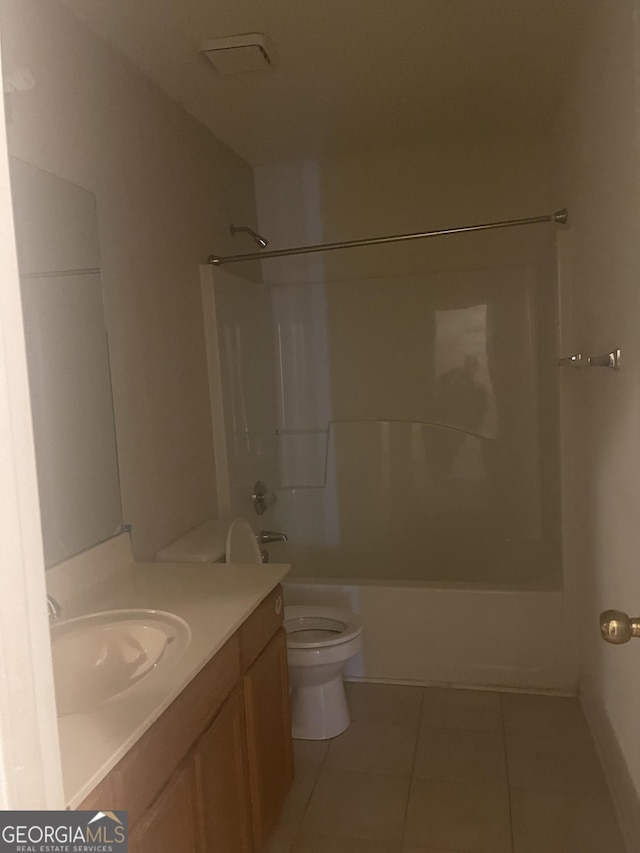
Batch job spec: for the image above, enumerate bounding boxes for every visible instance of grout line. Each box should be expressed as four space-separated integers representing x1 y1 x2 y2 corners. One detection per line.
500 692 516 853
399 686 426 850
303 739 329 804
285 739 331 852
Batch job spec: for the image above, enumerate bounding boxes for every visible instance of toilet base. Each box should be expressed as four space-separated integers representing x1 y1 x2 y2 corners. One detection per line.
289 671 350 740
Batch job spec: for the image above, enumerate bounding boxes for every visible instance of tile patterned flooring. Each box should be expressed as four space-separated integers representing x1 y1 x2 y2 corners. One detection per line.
264 683 627 853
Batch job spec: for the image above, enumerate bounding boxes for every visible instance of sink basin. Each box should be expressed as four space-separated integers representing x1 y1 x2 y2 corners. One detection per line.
51 609 191 716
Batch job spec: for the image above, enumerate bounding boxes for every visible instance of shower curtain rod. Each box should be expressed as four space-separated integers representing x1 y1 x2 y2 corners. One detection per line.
208 208 568 267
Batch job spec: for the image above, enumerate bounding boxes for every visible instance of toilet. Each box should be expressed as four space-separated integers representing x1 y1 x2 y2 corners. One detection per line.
284 605 363 740
157 516 363 740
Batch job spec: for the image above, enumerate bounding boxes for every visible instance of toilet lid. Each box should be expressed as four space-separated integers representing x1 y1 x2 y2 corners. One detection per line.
225 518 262 564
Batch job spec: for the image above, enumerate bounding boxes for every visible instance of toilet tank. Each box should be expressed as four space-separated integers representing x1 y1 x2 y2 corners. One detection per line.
155 518 228 562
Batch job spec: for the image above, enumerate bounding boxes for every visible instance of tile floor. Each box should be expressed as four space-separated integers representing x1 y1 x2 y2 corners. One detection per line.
264 683 627 853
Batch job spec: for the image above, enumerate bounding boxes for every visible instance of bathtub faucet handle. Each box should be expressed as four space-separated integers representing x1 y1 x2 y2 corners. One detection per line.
252 480 276 515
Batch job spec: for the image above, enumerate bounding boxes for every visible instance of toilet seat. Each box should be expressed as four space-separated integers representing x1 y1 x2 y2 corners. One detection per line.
284 606 362 649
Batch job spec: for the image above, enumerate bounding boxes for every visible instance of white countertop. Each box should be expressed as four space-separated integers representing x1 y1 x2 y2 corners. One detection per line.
55 558 290 808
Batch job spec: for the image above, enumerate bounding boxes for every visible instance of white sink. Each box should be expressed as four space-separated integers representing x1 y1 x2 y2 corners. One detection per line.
51 609 191 716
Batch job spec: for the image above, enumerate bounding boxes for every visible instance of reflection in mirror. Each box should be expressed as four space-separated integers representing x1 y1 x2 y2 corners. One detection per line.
10 159 123 567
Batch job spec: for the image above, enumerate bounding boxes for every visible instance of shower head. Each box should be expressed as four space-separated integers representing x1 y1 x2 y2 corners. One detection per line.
230 224 269 248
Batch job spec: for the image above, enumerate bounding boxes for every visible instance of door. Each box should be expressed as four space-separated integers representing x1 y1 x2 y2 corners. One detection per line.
0 37 63 807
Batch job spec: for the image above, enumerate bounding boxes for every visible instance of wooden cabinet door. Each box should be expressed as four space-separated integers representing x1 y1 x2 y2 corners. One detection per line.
243 627 294 849
129 761 199 853
194 688 253 853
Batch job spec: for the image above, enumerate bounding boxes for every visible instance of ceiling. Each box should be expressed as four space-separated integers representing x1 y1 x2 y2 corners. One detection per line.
60 0 588 166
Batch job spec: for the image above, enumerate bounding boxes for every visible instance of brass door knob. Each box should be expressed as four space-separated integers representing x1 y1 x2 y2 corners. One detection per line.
600 610 640 644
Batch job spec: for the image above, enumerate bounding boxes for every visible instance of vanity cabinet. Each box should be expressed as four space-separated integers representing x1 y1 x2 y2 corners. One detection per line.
129 761 199 853
243 628 293 849
195 688 252 853
78 584 292 853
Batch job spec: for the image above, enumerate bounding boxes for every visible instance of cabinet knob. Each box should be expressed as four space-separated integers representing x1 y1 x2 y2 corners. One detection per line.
275 596 282 616
600 609 640 644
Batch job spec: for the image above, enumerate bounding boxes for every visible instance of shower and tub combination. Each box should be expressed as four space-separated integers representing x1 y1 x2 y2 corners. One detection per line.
200 207 580 697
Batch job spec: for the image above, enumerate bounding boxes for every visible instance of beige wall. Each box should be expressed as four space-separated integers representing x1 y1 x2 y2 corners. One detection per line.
554 0 640 838
0 0 258 558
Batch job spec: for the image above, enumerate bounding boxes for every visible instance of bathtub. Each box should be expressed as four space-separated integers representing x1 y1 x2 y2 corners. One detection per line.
283 577 578 693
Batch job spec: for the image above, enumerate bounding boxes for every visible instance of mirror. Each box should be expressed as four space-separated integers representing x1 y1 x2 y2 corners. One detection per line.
10 158 123 567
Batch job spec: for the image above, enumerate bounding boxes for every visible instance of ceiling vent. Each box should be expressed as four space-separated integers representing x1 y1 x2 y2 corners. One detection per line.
201 33 275 74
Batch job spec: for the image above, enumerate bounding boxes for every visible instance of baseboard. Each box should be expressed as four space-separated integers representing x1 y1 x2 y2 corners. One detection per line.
580 689 640 853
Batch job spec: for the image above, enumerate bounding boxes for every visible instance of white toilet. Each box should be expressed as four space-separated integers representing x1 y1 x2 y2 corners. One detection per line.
157 516 363 740
223 520 363 739
284 605 363 740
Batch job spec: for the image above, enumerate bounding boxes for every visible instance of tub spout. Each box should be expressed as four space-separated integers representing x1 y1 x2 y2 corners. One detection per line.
258 530 288 544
